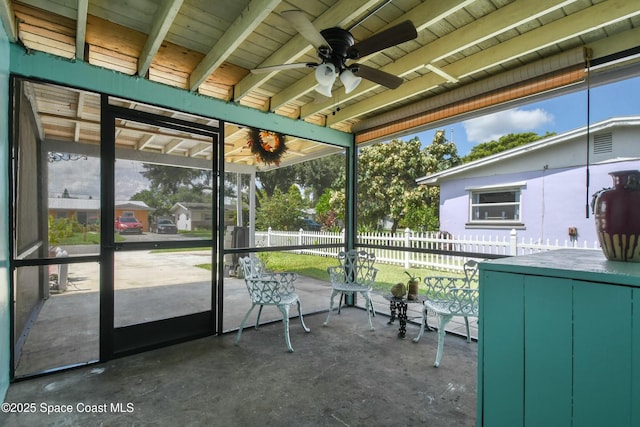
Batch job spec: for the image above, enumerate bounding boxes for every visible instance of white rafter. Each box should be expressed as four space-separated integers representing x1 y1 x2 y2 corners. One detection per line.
138 0 185 77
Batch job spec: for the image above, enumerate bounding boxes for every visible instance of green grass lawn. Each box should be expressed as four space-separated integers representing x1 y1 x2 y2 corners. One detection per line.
255 252 464 293
57 231 126 245
193 252 466 293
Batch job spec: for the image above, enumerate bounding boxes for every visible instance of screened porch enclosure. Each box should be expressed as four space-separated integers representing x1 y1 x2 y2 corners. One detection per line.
10 77 349 378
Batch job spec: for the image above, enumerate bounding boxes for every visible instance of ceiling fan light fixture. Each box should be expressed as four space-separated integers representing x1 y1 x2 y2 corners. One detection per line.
340 69 362 94
315 83 334 97
315 63 336 87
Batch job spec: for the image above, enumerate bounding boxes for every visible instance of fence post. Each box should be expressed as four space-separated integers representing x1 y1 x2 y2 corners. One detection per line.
404 228 411 269
267 227 272 247
298 228 303 254
510 229 517 255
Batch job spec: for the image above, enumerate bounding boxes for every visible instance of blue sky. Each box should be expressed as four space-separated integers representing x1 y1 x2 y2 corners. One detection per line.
410 75 640 156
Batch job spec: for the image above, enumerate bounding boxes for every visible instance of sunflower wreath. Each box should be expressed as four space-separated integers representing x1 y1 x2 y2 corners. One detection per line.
247 128 287 166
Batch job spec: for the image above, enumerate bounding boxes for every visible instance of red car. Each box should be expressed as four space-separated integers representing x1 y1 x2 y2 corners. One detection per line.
115 216 143 234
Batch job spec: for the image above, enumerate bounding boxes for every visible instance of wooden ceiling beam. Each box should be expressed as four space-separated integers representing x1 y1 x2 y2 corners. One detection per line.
270 0 474 113
189 0 280 91
453 0 640 79
298 0 577 119
164 138 184 153
75 0 88 60
0 0 17 42
326 0 639 126
138 0 185 77
138 134 156 150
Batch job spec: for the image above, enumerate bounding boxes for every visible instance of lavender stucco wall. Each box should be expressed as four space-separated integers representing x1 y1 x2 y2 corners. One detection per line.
439 160 640 244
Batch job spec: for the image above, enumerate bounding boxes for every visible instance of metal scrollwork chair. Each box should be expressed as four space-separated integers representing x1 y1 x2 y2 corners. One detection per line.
413 260 480 367
235 256 310 352
324 250 377 330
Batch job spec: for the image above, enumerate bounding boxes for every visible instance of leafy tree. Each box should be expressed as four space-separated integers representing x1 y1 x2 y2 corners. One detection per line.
130 189 173 217
425 130 461 172
48 215 74 246
401 186 440 232
357 137 436 233
329 131 460 233
401 130 460 232
131 164 213 216
256 155 344 206
140 164 212 193
315 189 341 230
462 131 556 162
255 185 306 231
255 167 297 198
293 155 344 205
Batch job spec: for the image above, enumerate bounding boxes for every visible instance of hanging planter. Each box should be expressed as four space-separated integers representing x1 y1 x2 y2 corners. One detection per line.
247 128 287 166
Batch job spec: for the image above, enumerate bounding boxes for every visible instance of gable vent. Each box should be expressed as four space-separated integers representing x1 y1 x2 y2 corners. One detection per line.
593 133 613 154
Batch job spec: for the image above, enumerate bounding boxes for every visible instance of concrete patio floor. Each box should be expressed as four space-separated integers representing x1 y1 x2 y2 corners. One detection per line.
4 307 478 426
14 250 476 377
5 249 478 425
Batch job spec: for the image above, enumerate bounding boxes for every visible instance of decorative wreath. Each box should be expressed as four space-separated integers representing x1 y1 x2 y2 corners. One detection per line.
247 128 287 166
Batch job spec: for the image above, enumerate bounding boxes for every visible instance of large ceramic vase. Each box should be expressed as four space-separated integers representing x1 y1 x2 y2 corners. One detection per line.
592 170 640 262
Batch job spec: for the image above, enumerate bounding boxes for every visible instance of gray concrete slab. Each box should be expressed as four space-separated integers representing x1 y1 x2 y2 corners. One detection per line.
4 308 477 426
15 250 477 379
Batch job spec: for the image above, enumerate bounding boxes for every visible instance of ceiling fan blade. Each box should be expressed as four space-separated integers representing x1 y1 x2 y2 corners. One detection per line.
353 64 404 89
281 10 330 51
348 20 417 58
251 62 317 74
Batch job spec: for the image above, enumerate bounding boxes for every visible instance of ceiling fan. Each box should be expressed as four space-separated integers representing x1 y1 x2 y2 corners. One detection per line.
251 10 418 96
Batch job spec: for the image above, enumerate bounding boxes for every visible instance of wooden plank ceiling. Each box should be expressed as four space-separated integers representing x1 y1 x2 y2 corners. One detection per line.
2 0 640 169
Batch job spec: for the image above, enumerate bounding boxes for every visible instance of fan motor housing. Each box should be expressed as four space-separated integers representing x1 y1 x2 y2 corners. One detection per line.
320 27 356 69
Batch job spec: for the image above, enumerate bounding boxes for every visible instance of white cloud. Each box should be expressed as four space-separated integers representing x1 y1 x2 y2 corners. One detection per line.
463 108 554 143
48 157 101 198
48 157 149 201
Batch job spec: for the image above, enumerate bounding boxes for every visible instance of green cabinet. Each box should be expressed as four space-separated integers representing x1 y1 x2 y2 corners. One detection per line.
477 249 640 427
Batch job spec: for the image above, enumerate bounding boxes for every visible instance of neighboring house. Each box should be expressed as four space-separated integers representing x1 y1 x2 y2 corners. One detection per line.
170 202 244 231
170 202 213 231
114 201 154 232
48 199 153 231
416 116 640 244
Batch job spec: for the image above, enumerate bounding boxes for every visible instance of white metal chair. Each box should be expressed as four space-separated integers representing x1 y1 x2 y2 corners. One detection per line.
413 260 479 367
324 250 377 330
235 256 310 352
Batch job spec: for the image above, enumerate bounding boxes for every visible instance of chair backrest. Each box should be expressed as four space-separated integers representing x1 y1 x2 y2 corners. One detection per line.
238 256 295 304
239 255 267 279
463 260 479 286
336 250 377 286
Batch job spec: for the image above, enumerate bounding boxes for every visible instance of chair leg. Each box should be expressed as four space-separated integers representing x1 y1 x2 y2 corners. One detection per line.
338 292 375 316
413 304 428 343
464 316 471 343
434 313 453 368
255 305 264 329
362 291 374 331
296 299 311 333
277 304 294 353
324 289 339 326
235 303 257 346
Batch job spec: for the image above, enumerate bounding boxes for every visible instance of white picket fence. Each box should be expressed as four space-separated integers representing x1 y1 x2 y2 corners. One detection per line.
255 227 600 272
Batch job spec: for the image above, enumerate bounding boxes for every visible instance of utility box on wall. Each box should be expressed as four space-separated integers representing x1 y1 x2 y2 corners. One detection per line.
477 250 640 427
